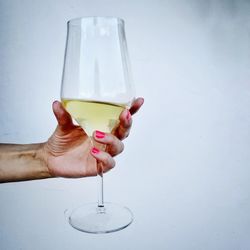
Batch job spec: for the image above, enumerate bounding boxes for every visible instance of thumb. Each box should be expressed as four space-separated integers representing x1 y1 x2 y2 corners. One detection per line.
52 101 74 129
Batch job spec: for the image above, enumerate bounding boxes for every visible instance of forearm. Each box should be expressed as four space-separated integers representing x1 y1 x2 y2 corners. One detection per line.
0 143 51 183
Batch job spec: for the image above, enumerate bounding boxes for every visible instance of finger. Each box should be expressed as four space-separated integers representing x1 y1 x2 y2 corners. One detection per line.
114 109 132 140
113 97 144 140
129 97 144 115
52 101 74 130
93 130 124 156
91 147 115 173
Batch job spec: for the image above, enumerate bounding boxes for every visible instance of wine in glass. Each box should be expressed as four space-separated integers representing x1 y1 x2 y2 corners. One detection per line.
61 16 135 233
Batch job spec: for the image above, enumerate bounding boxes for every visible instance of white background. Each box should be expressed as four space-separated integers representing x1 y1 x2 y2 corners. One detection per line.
0 0 250 249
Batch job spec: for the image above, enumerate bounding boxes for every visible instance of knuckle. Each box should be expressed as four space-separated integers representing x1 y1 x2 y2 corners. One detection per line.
120 142 125 153
102 155 110 167
103 159 115 173
118 127 127 139
110 159 116 169
124 131 130 139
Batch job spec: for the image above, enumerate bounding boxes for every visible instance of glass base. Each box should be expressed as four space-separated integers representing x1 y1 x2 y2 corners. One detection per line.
65 202 133 234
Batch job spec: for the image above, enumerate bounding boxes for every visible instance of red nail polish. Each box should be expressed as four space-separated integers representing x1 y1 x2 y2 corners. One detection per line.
92 147 100 154
95 130 105 139
126 110 131 121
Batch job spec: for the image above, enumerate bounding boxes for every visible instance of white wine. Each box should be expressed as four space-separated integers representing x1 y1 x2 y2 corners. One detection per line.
62 99 126 136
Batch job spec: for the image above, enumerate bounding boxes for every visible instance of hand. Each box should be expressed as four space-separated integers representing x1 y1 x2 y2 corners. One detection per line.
42 98 144 178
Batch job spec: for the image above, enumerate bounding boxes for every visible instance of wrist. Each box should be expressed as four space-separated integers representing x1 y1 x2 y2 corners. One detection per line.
36 143 53 178
0 143 52 183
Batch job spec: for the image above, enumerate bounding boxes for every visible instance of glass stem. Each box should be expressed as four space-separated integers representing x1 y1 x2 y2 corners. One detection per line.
91 137 106 212
97 164 104 207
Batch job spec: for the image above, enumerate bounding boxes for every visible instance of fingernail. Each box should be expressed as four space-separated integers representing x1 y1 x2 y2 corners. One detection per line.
126 110 131 121
95 130 105 139
91 147 100 154
140 97 145 104
53 100 60 107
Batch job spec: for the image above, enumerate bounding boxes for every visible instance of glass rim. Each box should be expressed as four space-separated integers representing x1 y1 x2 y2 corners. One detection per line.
67 16 125 25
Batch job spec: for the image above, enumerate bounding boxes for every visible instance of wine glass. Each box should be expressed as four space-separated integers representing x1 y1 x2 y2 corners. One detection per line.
61 16 135 233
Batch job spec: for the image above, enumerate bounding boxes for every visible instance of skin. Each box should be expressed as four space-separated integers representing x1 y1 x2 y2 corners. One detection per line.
0 98 144 183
